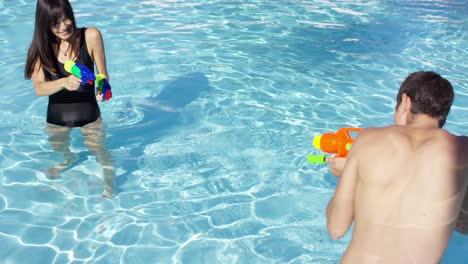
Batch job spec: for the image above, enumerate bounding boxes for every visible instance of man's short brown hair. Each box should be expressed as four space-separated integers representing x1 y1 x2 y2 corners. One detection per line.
396 71 454 127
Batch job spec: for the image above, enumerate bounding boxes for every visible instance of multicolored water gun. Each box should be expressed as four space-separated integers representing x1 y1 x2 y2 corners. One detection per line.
64 60 112 101
64 60 95 85
96 74 112 101
307 127 362 164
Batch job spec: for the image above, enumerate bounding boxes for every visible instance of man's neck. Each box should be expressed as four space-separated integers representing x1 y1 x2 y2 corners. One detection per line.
406 114 440 129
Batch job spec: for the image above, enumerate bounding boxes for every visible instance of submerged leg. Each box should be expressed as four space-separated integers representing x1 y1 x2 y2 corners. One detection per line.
82 118 116 197
45 123 75 178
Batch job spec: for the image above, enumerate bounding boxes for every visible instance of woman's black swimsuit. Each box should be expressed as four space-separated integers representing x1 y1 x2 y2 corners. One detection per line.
46 28 101 127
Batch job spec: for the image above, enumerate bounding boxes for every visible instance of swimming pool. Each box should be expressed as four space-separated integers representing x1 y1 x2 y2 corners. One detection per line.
1 0 467 263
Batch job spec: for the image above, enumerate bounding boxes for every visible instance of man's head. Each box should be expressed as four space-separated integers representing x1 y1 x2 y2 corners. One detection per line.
394 71 454 128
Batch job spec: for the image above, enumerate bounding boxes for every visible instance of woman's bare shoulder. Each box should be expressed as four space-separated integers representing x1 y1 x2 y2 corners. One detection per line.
84 27 103 46
85 27 102 38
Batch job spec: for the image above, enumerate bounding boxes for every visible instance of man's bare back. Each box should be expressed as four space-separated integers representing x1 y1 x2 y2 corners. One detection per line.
339 126 468 263
325 71 468 263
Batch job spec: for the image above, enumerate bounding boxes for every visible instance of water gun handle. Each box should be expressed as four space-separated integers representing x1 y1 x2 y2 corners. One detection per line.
64 60 96 85
341 127 362 135
96 74 112 101
335 127 361 157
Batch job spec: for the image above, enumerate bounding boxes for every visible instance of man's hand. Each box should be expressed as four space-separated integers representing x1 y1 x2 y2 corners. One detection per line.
326 157 347 177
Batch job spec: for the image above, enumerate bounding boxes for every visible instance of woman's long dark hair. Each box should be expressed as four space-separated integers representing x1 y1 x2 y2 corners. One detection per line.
25 0 80 79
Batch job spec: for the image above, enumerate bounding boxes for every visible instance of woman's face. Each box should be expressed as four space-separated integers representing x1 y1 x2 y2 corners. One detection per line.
50 17 72 40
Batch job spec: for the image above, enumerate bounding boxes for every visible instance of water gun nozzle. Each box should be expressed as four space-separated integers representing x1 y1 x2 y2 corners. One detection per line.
307 154 327 164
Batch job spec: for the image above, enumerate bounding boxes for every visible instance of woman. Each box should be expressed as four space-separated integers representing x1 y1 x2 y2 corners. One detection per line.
24 0 115 197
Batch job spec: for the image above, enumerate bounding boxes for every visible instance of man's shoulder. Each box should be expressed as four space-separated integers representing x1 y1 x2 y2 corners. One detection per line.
354 126 397 140
353 125 442 151
452 135 468 165
350 126 395 153
359 125 400 133
453 134 468 144
354 126 467 148
429 129 463 147
361 126 454 139
417 130 468 162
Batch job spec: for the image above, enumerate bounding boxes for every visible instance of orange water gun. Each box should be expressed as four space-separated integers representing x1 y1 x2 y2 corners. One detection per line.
307 127 362 163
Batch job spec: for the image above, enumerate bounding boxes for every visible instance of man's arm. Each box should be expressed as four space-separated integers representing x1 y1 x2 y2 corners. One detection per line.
456 185 468 234
326 132 364 240
455 136 468 234
326 157 347 177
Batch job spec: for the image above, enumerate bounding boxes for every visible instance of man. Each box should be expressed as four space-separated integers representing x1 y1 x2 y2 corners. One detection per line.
326 71 468 263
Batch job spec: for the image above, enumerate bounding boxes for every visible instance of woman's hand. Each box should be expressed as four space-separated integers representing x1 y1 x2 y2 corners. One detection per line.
326 157 347 177
96 91 103 102
62 75 82 91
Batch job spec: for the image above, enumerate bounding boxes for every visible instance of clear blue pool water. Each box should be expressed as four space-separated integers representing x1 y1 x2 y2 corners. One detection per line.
1 0 467 263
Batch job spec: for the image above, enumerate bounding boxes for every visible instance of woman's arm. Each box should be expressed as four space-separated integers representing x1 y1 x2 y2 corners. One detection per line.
87 27 109 80
31 60 81 96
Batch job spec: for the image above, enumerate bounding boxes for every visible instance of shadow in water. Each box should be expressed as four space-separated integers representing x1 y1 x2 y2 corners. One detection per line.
154 72 210 109
109 72 210 185
137 72 208 135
